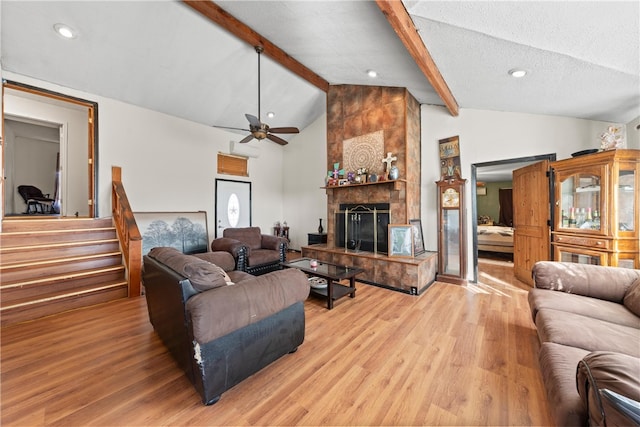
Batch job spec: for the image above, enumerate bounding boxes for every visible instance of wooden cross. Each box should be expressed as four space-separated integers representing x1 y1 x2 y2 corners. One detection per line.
382 152 397 171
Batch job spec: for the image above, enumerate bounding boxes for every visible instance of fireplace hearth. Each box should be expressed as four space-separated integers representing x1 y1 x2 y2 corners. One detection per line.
335 203 390 253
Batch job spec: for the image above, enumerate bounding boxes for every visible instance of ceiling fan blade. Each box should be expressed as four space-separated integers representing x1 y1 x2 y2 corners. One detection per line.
238 134 255 144
266 134 288 146
268 127 299 134
245 114 261 127
213 125 250 132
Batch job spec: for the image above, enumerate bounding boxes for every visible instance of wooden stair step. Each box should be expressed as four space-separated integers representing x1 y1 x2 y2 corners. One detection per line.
0 282 129 327
1 266 126 305
0 227 117 248
0 217 113 232
0 252 123 283
0 239 120 264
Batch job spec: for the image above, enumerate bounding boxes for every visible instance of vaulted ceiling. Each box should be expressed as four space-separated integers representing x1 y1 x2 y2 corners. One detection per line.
2 1 638 144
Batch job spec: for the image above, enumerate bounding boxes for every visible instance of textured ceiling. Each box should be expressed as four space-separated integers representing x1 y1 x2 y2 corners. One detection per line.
1 1 638 146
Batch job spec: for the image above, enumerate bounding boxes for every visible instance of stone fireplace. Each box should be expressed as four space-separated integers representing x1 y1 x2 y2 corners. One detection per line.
325 84 421 246
302 84 437 295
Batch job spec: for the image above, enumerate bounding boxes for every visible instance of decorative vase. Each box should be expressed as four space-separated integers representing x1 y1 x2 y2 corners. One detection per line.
318 218 324 234
389 166 399 180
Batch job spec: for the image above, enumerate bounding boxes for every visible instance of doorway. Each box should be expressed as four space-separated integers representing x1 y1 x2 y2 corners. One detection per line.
470 153 556 283
4 118 61 215
2 81 98 218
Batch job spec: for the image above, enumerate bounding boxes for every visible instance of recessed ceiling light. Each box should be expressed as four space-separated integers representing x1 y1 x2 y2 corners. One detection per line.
54 23 77 39
367 69 378 78
508 68 527 78
266 111 275 118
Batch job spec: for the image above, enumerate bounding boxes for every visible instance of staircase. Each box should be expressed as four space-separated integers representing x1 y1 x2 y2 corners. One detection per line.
1 218 129 327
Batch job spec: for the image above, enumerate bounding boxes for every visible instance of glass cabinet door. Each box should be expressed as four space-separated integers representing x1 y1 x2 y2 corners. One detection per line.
556 246 606 266
557 167 603 232
442 209 461 275
618 169 635 232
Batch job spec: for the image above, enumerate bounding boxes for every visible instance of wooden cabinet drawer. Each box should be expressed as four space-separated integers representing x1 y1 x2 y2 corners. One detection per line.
553 234 610 249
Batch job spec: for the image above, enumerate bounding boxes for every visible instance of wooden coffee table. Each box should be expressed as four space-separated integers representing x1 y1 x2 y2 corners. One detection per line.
281 257 364 309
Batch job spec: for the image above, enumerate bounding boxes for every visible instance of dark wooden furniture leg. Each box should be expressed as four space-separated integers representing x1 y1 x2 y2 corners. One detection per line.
327 279 334 309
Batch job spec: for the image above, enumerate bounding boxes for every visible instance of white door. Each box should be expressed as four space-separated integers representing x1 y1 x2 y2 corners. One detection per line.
215 179 251 237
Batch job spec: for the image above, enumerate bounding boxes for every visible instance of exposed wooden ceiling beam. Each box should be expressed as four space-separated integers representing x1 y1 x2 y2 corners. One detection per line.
375 0 459 116
183 0 330 93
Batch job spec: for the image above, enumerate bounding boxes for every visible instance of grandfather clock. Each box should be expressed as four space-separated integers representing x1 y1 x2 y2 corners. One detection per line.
436 175 467 285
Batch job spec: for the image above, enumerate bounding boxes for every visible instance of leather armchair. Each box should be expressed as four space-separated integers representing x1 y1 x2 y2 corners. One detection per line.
211 227 288 275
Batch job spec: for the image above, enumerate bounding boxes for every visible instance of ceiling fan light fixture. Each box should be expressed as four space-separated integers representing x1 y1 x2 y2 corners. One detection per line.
53 23 77 39
508 68 527 78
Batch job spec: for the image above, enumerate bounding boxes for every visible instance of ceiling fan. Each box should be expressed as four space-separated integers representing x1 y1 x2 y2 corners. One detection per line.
214 46 299 146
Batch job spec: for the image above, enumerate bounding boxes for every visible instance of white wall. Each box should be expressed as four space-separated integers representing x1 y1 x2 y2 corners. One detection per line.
283 112 328 250
627 116 640 149
421 104 622 281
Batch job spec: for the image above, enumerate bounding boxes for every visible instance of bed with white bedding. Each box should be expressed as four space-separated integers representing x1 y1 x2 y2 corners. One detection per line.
477 225 514 253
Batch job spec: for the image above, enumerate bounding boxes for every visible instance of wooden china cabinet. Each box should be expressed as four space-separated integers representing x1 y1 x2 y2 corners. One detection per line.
550 149 639 269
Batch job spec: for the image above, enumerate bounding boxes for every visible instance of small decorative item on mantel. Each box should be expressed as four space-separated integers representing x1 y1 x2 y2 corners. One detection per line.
356 167 368 183
329 162 345 180
318 218 324 234
382 152 398 180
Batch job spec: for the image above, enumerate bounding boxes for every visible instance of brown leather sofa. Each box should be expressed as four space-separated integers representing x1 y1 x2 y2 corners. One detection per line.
528 261 640 426
142 247 309 405
211 227 288 275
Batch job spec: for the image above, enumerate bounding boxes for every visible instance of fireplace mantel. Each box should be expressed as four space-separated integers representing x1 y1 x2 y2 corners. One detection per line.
322 179 406 191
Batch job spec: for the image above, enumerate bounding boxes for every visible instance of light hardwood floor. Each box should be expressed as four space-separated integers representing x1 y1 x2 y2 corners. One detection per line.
1 260 554 426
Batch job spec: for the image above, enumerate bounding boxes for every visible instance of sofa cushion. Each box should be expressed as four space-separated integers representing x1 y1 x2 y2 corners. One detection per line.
576 351 640 427
193 251 236 272
535 308 640 357
186 268 310 344
532 261 640 303
228 270 253 283
529 288 640 328
623 276 640 317
223 227 262 250
539 342 590 427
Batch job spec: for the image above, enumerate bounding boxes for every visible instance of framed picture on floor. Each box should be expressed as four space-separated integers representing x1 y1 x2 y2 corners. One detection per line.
409 219 425 255
134 211 209 255
388 224 413 257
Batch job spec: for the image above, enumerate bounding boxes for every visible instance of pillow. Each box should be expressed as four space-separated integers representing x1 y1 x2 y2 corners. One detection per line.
148 247 233 291
183 260 231 291
623 276 640 317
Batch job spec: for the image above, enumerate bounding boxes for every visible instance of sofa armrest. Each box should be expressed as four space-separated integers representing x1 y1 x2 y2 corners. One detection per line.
261 234 287 251
532 261 640 303
211 237 245 257
192 251 237 272
186 268 310 344
577 351 640 427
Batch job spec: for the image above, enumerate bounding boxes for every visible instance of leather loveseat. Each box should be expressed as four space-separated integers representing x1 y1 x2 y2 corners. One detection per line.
211 226 288 275
142 247 309 405
528 261 640 426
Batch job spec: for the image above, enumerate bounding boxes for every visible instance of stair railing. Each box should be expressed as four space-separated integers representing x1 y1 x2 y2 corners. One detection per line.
111 166 142 297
